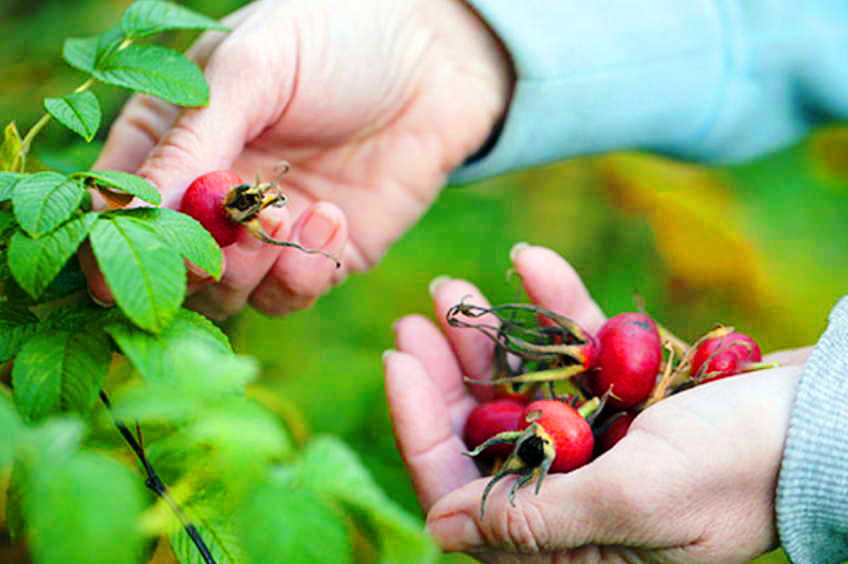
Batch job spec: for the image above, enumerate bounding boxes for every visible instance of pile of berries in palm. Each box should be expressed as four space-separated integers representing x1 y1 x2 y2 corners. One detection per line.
447 300 774 515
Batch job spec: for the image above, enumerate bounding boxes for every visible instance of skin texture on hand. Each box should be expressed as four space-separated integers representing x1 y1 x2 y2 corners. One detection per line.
84 0 513 320
385 244 804 563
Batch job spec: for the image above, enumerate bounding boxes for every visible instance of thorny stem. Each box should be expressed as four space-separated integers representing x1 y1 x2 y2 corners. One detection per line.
99 392 216 564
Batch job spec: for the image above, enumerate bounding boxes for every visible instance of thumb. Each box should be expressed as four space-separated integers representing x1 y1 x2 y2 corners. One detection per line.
425 436 678 554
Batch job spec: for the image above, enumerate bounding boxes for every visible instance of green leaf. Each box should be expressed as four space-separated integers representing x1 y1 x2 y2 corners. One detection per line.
290 437 438 564
25 451 145 564
0 171 23 201
0 209 16 238
1 122 23 172
12 334 65 421
239 485 352 564
75 169 161 205
11 330 111 420
123 0 228 39
140 208 222 279
12 172 84 237
62 28 125 74
171 517 247 564
0 395 21 468
60 330 112 414
0 303 39 362
106 308 232 382
62 36 99 74
90 214 186 332
95 45 209 107
44 91 102 142
8 214 98 299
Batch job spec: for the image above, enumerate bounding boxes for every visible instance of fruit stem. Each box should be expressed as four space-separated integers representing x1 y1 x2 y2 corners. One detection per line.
469 364 585 386
246 219 341 268
577 397 602 419
656 323 690 357
643 341 676 408
99 391 217 564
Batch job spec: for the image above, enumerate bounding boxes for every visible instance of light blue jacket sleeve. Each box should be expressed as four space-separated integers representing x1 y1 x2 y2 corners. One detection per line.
451 0 848 184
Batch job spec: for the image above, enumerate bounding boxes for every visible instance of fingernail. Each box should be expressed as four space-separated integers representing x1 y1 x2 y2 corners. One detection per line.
429 275 451 297
382 349 397 361
510 241 530 262
88 288 113 308
300 205 339 249
426 514 483 550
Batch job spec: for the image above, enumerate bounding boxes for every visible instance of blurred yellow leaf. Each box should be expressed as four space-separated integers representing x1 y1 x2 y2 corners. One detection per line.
597 153 773 308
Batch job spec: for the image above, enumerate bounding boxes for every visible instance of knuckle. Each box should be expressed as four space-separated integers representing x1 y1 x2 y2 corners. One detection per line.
486 495 550 553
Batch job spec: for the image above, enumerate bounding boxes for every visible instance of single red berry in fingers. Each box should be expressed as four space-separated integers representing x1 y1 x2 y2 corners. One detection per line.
179 167 341 266
463 399 526 460
691 330 762 382
180 170 244 247
588 312 662 409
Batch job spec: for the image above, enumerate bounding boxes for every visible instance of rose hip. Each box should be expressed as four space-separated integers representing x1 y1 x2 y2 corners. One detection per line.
588 313 662 409
691 330 762 382
463 399 526 460
180 170 244 247
597 411 635 454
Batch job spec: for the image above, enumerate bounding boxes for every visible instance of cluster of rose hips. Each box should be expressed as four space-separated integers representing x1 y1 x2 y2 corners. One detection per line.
448 301 772 516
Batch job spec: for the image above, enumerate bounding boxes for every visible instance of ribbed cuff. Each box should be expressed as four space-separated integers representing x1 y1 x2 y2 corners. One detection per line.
450 0 729 184
777 296 848 563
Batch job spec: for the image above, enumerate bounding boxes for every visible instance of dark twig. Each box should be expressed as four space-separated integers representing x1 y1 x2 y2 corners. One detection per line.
99 391 216 564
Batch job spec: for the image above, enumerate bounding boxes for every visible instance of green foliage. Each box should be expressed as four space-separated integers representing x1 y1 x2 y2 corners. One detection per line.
12 172 85 237
90 213 187 332
107 309 232 382
96 45 209 107
122 0 229 39
171 518 247 564
8 213 97 298
141 208 224 279
239 486 352 564
43 92 101 142
287 438 439 563
0 172 22 200
24 450 145 564
74 169 161 205
11 329 111 421
0 302 38 362
0 394 21 468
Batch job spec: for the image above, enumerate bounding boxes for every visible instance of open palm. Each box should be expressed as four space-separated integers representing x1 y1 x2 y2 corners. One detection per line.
88 0 511 318
385 244 804 563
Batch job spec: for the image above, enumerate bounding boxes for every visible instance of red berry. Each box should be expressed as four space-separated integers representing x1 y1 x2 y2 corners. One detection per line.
691 331 762 382
179 170 244 247
597 411 635 454
523 400 594 473
463 399 525 459
588 313 662 409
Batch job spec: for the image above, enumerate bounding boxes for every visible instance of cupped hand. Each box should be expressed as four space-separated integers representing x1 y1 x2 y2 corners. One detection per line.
84 0 513 319
384 244 804 563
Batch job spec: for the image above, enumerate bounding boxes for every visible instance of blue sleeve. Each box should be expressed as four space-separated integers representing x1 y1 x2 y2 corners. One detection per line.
777 297 848 563
451 0 848 184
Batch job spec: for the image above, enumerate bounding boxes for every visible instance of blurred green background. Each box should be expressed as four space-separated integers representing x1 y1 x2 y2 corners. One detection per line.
4 1 848 562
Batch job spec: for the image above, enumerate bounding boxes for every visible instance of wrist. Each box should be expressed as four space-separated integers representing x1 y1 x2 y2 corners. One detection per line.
419 0 515 158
